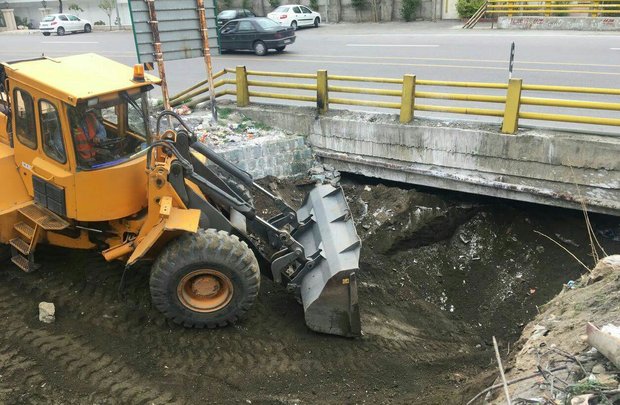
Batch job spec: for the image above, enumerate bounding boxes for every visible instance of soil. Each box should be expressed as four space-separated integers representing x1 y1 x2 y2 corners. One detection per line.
0 176 618 404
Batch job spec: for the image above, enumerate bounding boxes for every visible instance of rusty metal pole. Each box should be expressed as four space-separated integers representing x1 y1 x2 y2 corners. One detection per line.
196 0 218 121
145 0 171 114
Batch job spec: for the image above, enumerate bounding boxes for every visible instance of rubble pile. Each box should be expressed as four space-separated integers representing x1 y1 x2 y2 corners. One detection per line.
171 106 290 148
482 256 620 405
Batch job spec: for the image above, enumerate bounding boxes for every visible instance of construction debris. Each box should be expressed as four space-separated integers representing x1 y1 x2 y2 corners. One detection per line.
481 255 620 404
38 302 55 323
587 322 620 369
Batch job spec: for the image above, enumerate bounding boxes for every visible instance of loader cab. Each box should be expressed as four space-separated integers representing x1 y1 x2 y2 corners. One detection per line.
1 54 160 222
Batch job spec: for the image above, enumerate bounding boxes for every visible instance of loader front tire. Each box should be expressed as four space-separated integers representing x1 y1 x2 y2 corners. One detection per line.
150 229 260 328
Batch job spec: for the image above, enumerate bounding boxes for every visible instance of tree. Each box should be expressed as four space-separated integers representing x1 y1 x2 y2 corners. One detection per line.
400 0 420 21
68 3 84 14
98 0 115 30
58 0 63 13
351 0 368 21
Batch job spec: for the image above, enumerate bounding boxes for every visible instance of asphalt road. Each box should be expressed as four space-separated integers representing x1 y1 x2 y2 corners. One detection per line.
1 23 619 133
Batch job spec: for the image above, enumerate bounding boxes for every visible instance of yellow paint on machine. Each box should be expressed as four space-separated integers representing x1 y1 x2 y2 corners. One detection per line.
1 54 161 106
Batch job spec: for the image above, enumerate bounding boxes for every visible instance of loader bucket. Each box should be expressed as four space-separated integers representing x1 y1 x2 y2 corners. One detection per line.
293 185 362 337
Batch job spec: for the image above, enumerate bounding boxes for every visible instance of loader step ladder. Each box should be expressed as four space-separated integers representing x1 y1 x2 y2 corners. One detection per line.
463 1 488 29
9 203 69 273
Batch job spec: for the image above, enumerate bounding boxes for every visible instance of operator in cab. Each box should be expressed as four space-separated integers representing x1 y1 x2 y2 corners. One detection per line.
70 105 108 166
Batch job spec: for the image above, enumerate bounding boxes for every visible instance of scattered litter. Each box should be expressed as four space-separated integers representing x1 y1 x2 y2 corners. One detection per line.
174 105 192 115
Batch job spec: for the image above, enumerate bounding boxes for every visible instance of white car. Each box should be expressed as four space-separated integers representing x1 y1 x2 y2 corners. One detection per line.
267 5 321 30
39 14 92 36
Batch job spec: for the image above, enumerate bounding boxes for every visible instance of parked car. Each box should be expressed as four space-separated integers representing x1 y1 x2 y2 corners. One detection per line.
39 14 92 36
217 9 256 27
219 17 295 56
267 5 321 30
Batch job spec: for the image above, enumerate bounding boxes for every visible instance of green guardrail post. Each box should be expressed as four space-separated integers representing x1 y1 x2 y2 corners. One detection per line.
236 65 249 107
502 78 523 134
317 69 328 114
400 74 416 124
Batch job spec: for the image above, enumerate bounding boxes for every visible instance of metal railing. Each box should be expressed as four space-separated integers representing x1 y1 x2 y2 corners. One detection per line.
170 66 620 135
485 0 620 17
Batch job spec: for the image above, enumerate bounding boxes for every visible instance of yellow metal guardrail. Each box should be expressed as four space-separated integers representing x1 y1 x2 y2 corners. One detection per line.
170 66 620 134
485 0 620 17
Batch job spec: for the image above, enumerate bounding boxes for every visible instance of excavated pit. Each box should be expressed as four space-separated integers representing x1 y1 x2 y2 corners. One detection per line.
0 175 618 404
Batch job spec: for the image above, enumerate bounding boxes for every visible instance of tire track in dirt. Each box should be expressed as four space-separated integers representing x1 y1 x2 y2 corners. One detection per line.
1 246 482 403
0 280 179 404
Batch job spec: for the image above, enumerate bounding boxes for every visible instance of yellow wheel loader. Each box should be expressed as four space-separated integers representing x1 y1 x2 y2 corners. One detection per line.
0 54 361 337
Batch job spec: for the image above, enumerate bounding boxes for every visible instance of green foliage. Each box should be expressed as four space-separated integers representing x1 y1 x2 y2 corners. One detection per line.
220 0 233 9
98 0 114 14
602 0 620 16
310 0 319 11
217 107 233 119
15 16 29 27
400 0 420 21
98 0 115 30
68 3 84 13
268 0 280 9
351 0 368 12
456 0 485 18
242 0 253 11
94 20 106 25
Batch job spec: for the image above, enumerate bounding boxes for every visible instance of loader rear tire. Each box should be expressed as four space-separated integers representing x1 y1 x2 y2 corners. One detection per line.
150 229 260 328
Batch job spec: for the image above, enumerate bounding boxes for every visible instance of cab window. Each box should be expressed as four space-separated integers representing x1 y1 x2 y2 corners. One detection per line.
40 100 67 163
293 6 302 13
67 90 150 170
301 6 312 13
59 15 69 21
13 89 37 149
68 15 80 21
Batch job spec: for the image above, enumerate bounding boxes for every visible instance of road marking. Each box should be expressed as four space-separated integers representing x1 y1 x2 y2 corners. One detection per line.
335 33 620 39
220 56 620 76
299 54 620 69
40 41 99 44
346 44 439 47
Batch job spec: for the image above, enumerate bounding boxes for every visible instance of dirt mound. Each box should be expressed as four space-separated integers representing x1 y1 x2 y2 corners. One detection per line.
0 178 618 404
480 256 620 405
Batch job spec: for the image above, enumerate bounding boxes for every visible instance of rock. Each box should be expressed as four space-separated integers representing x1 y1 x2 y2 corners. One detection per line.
227 112 244 124
38 302 55 324
268 182 278 192
588 255 620 284
309 166 325 175
330 178 340 187
571 394 596 405
323 164 335 172
310 174 326 183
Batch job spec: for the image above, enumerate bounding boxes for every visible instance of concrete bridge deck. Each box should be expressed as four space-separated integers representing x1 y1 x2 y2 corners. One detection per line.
235 104 620 216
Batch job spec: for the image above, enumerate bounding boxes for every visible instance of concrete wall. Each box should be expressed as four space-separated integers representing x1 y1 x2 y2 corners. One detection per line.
497 16 620 31
213 136 314 179
8 0 131 29
234 104 620 216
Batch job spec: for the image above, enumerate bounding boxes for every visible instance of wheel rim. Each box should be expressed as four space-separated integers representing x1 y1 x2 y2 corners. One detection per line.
177 269 234 312
256 43 265 54
292 22 297 29
58 28 64 35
